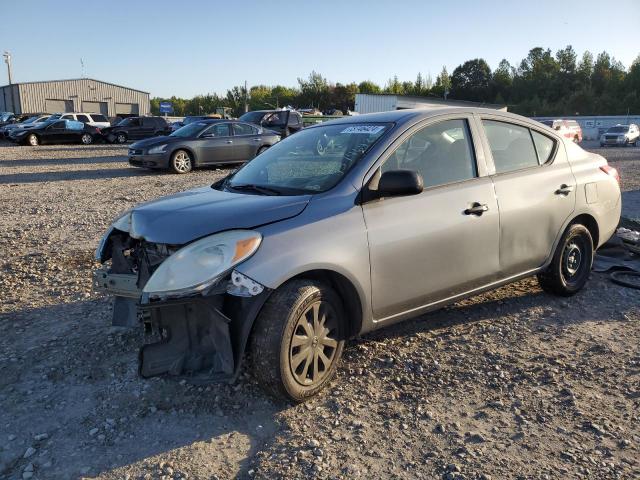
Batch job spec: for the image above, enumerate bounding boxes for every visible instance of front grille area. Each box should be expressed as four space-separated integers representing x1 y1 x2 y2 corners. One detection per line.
129 149 143 155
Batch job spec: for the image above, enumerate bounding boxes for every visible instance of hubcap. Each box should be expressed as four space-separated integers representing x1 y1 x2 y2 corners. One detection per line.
117 134 126 143
82 134 91 144
289 301 338 386
174 152 191 172
563 242 582 277
29 135 37 146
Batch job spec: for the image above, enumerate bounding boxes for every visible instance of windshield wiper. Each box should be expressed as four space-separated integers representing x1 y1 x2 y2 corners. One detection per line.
228 183 283 196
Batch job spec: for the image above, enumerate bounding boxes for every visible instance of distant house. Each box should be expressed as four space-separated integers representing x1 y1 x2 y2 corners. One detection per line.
0 78 150 117
355 93 507 114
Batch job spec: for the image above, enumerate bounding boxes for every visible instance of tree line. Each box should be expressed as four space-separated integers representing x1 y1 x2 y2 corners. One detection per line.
151 46 640 118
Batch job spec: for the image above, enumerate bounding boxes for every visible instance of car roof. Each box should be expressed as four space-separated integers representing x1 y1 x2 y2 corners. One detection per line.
305 107 534 128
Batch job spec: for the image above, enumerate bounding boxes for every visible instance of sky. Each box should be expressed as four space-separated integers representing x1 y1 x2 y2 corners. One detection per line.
1 0 638 98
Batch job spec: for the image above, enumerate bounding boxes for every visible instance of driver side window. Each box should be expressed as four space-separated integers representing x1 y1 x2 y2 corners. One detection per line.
50 121 66 129
382 119 477 189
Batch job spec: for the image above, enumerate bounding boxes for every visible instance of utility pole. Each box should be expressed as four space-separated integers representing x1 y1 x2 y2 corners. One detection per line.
3 51 12 84
244 80 248 113
3 51 17 113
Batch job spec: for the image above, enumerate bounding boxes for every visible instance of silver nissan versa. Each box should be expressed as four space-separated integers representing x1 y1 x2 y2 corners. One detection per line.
94 108 621 402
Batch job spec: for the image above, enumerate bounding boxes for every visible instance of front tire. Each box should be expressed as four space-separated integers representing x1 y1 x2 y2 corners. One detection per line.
250 279 346 403
170 149 193 174
537 224 593 296
27 134 39 146
116 132 127 144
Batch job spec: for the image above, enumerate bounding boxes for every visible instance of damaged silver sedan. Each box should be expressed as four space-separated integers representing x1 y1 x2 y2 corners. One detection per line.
95 108 621 402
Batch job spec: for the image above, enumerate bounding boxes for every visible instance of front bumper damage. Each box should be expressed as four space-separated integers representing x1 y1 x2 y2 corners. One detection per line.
93 231 270 383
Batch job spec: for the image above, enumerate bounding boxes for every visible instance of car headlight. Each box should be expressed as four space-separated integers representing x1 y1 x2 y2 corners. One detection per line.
142 230 262 298
148 144 167 154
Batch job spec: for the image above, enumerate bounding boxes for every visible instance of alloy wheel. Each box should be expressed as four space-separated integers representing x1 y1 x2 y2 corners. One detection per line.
81 134 92 145
288 301 339 386
173 151 191 173
28 135 38 146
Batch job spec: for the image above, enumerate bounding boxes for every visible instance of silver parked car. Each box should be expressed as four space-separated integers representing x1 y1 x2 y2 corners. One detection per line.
94 108 621 402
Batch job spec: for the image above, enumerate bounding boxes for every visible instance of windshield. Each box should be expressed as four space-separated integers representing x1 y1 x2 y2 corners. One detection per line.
170 122 208 137
606 126 627 133
239 111 289 126
22 116 40 124
223 123 391 195
0 113 13 122
183 116 207 125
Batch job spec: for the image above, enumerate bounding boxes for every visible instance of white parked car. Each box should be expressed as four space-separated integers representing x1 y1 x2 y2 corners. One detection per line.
57 112 111 129
600 124 639 147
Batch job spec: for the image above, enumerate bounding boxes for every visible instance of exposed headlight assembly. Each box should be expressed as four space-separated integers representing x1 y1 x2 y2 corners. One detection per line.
148 144 167 154
142 230 262 299
94 211 132 261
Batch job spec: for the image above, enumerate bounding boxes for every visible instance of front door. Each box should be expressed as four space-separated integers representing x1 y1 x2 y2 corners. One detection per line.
479 117 576 276
45 121 69 143
362 117 500 321
199 123 234 164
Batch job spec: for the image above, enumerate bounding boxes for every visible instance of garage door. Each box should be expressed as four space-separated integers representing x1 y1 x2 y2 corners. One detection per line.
45 99 74 113
115 103 139 115
82 101 108 115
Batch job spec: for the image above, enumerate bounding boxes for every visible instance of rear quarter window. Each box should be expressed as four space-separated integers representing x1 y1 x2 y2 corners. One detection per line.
531 130 556 163
482 120 540 174
90 114 108 122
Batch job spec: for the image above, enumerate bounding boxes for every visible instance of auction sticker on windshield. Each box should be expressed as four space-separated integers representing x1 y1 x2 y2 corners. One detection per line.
341 125 386 134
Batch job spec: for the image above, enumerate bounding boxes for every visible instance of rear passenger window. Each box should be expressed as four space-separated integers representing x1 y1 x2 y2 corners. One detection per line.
233 123 256 136
90 114 108 122
382 119 477 189
482 120 539 174
531 130 555 164
76 114 90 123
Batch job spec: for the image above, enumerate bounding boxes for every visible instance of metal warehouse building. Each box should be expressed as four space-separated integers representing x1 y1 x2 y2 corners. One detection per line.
355 93 507 114
0 78 150 117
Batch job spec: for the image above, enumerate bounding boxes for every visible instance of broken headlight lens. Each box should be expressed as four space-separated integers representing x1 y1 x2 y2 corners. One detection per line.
142 230 262 297
95 211 132 261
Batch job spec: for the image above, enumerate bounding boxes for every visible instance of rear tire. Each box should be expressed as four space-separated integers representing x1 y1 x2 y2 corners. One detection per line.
537 224 593 296
116 133 127 144
27 134 39 146
80 133 93 145
249 279 346 403
170 149 193 174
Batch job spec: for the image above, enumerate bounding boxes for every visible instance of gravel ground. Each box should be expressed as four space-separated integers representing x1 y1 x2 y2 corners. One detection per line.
0 140 638 480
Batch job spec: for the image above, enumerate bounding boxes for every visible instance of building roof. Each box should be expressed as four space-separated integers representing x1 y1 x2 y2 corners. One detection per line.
0 78 149 95
355 93 505 110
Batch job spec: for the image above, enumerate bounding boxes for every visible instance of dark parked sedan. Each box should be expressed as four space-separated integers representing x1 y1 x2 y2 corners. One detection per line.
127 120 281 173
102 116 171 144
12 119 102 146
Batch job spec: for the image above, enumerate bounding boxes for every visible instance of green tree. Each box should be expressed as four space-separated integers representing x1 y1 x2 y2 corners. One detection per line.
451 59 492 101
357 80 381 94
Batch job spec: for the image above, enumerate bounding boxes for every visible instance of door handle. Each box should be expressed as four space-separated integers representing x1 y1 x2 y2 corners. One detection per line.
253 138 261 142
226 140 233 144
555 184 574 195
464 202 489 216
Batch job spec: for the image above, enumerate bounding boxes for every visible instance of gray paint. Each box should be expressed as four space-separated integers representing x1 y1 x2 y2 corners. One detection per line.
98 107 621 338
0 78 149 115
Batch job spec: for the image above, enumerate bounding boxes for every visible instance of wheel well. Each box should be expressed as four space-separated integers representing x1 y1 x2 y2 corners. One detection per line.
172 147 196 163
571 213 599 247
289 269 362 339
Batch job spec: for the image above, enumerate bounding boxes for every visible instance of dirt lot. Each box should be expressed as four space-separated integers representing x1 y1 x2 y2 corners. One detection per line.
0 140 639 480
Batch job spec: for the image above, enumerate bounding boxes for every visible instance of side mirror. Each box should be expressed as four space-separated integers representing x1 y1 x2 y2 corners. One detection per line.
554 125 561 130
376 170 424 198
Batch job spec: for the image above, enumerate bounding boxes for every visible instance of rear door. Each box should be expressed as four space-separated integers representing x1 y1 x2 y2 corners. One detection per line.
199 123 234 163
126 118 143 139
232 123 260 160
478 115 576 277
139 118 156 138
363 115 501 321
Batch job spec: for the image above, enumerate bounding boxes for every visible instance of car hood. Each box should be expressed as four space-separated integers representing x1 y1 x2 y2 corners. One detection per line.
126 185 311 244
130 136 177 148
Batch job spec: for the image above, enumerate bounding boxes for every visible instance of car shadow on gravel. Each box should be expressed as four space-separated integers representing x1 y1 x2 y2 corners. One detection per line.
0 168 163 184
0 299 284 479
0 157 128 167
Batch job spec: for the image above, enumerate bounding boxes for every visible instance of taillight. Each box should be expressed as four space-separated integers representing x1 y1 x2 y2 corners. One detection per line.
600 165 620 184
96 128 101 133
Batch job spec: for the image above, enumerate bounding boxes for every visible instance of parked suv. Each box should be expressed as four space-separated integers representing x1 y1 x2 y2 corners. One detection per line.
600 124 639 147
238 110 304 137
102 116 171 143
540 119 582 143
94 108 621 402
57 112 111 129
